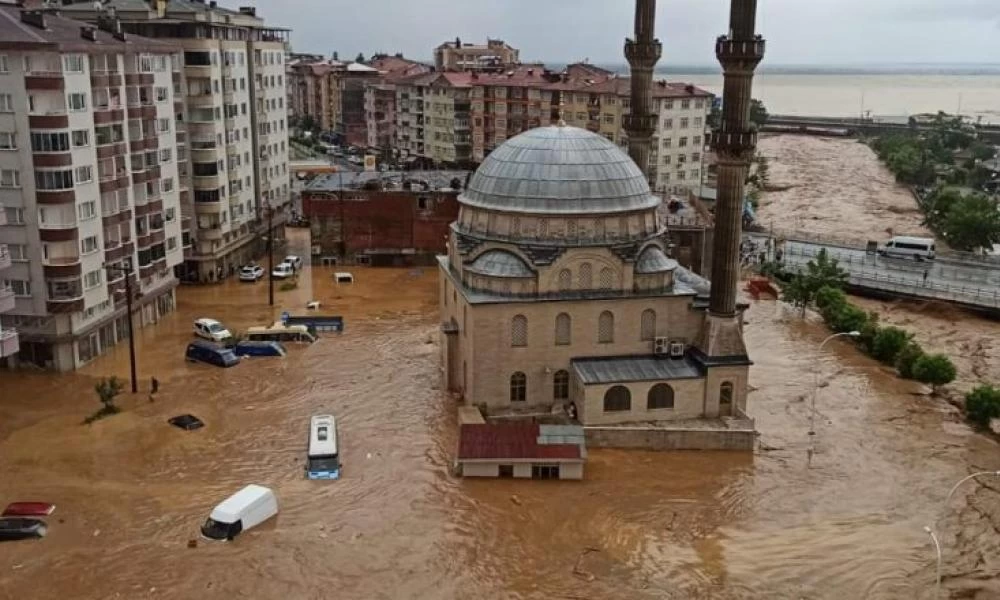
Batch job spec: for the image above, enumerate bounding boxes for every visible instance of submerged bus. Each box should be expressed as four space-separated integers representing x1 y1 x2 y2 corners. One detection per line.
306 415 340 480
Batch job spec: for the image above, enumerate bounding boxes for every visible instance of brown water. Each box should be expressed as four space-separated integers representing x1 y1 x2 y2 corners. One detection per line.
1 230 999 599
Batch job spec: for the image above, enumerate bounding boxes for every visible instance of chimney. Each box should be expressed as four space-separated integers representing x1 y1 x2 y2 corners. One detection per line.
97 13 122 36
209 0 216 7
20 9 46 29
238 6 256 16
80 25 98 41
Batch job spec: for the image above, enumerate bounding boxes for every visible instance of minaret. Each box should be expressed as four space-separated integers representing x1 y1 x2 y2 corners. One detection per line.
623 0 661 178
696 1 764 360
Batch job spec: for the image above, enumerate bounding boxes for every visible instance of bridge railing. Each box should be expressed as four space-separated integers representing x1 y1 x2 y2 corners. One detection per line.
782 244 1000 285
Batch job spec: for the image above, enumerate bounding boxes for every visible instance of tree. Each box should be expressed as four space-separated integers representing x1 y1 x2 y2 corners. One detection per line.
781 275 813 316
871 326 911 364
941 193 1000 251
911 353 957 393
970 142 997 161
355 52 366 63
781 249 849 316
95 376 124 412
965 384 1000 428
750 98 769 128
920 187 964 231
895 342 925 379
826 303 869 334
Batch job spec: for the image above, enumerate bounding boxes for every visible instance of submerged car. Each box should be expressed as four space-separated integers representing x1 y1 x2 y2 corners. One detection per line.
0 518 47 541
283 255 303 270
201 484 278 542
2 502 55 517
271 263 294 279
239 265 265 282
193 318 232 342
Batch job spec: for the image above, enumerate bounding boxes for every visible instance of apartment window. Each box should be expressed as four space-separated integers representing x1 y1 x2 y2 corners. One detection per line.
664 100 674 110
166 236 177 251
159 148 172 163
640 309 657 341
692 152 701 162
7 244 26 261
35 170 73 190
681 100 690 109
68 92 87 111
690 169 700 179
663 155 671 164
8 280 30 297
162 177 174 193
664 118 673 128
74 166 93 184
0 94 14 112
81 235 99 254
84 269 102 290
680 118 689 129
165 207 176 222
31 132 70 152
0 132 14 150
693 135 702 146
678 154 687 164
678 171 686 181
63 55 85 73
694 117 703 127
72 129 89 147
157 118 170 133
4 206 24 223
1 169 21 188
0 55 7 73
679 137 688 147
155 86 169 102
241 102 247 115
696 99 705 109
78 200 96 220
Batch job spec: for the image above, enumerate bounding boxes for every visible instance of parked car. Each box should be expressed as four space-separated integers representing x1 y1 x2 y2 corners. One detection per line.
283 255 303 270
185 340 240 368
193 318 232 342
0 518 47 541
233 340 287 357
271 263 294 279
2 502 55 518
201 484 278 542
239 265 265 282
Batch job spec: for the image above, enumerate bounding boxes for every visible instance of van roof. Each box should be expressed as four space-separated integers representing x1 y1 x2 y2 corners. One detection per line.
195 318 222 326
246 323 310 333
209 484 275 524
890 235 934 243
188 339 223 350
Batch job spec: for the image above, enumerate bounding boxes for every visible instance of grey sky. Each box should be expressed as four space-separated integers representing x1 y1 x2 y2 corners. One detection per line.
247 0 1000 66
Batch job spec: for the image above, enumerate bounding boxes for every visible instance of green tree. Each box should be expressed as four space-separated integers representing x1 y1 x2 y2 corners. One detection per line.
970 142 997 161
815 285 847 313
941 193 1000 251
95 376 124 412
965 384 1000 428
749 98 769 128
782 249 849 317
856 311 881 354
911 353 957 393
886 146 925 184
871 326 911 364
895 342 925 379
355 52 366 63
920 187 964 231
826 303 869 334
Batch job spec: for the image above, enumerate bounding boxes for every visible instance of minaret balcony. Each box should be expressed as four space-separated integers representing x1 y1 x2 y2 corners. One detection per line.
715 36 765 65
623 114 657 134
624 39 663 65
710 130 758 154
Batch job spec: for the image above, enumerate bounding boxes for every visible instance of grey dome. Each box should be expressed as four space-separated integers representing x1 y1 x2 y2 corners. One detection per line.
460 126 660 215
465 250 534 278
635 246 678 274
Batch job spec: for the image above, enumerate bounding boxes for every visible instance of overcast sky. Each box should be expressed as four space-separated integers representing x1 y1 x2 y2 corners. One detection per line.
247 0 1000 66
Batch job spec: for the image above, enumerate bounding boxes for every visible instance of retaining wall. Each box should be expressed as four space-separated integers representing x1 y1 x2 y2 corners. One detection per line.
584 426 756 451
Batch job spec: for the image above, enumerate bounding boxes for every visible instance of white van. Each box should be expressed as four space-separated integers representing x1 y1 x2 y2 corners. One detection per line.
201 484 278 541
245 323 317 344
879 236 936 261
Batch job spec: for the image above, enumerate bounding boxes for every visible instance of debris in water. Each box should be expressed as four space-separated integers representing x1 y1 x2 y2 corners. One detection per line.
12 564 22 570
187 539 197 548
92 529 100 537
510 495 522 506
572 547 600 582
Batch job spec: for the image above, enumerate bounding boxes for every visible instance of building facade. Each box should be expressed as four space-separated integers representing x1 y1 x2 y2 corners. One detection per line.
62 0 293 283
364 55 431 156
434 38 519 72
0 203 18 364
0 6 184 370
286 55 339 131
438 126 750 426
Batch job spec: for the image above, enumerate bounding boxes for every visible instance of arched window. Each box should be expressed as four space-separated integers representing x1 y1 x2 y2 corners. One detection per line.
578 262 592 289
553 369 569 401
719 381 734 416
647 383 674 409
598 311 614 343
599 267 614 290
555 313 571 346
603 385 631 411
558 269 572 292
640 309 656 341
510 372 526 402
511 314 527 347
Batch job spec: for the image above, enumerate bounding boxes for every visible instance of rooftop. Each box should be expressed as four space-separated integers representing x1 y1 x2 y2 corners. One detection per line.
457 423 583 461
303 170 471 193
571 355 703 385
0 4 177 51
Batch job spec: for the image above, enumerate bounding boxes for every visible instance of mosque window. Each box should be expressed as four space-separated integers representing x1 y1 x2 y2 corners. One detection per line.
555 313 571 345
647 384 674 409
640 309 656 341
603 385 631 412
579 263 592 289
553 370 569 401
558 269 572 292
599 267 614 290
598 311 614 343
511 314 528 347
510 372 527 402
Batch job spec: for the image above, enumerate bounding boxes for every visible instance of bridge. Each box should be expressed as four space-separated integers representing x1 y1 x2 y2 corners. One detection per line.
763 114 1000 144
743 230 1000 313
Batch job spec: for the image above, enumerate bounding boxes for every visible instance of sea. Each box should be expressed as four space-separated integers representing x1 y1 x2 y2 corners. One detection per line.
591 64 1000 123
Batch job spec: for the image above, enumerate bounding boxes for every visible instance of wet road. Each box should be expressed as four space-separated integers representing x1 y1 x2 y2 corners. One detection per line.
1 230 999 599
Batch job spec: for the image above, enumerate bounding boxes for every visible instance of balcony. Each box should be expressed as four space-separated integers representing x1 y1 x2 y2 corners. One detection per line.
0 329 18 359
94 106 125 125
38 217 78 242
197 224 223 240
28 113 69 129
96 140 127 159
124 72 154 85
25 73 64 91
192 173 222 189
36 189 76 205
32 150 73 168
45 277 84 313
90 71 123 88
187 91 216 107
42 255 82 278
0 203 5 226
0 286 14 313
0 245 9 270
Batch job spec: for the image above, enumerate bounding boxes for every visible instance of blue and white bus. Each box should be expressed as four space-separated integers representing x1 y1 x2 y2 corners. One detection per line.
306 415 340 480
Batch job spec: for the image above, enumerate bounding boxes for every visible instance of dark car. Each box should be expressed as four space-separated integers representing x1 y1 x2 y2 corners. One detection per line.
233 341 287 357
185 340 239 368
0 518 47 541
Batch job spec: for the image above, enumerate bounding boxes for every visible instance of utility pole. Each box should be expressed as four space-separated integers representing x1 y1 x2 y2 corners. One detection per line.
104 262 138 393
266 202 274 306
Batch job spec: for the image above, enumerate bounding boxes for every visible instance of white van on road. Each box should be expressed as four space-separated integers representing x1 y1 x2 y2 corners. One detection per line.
201 484 278 541
879 236 936 261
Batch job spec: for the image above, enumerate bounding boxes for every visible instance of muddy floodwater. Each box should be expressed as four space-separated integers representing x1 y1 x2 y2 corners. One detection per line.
756 135 932 243
2 230 999 599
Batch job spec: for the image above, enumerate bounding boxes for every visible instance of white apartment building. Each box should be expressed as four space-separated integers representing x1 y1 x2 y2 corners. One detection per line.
63 0 292 283
0 6 183 370
648 91 713 195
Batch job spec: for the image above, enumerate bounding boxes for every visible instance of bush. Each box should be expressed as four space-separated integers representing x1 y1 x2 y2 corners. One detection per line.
871 326 911 364
912 353 957 392
895 342 925 379
965 385 1000 428
815 286 847 313
826 303 869 334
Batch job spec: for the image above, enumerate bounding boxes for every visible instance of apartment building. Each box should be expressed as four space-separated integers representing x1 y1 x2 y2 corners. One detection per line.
0 6 183 370
434 38 519 72
286 54 339 130
0 201 17 365
395 72 474 168
364 55 431 156
63 0 292 283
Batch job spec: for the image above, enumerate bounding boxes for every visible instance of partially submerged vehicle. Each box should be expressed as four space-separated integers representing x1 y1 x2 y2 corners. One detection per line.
185 340 240 368
200 484 278 542
245 323 317 344
306 415 340 480
233 340 287 357
2 502 55 518
168 414 205 431
0 518 47 541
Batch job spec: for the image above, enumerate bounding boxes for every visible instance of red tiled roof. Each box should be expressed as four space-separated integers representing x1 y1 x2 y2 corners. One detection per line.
458 423 581 461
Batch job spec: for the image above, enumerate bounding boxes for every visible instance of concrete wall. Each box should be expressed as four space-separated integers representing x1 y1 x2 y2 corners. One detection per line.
512 463 532 478
576 377 706 425
703 364 749 419
458 460 584 479
462 462 499 477
559 462 584 480
585 426 755 451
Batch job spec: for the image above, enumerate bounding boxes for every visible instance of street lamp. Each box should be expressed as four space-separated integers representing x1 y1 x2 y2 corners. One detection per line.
807 330 861 466
103 261 138 394
924 470 1000 597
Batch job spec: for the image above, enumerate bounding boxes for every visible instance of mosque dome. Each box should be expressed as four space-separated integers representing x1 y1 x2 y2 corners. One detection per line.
635 246 678 274
459 126 659 215
465 250 534 278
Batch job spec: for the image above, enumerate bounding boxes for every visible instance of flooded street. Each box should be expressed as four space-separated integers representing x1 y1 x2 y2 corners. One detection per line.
756 135 932 243
2 229 999 599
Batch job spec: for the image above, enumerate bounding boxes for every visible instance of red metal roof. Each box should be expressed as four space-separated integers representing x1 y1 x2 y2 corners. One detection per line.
458 423 581 461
